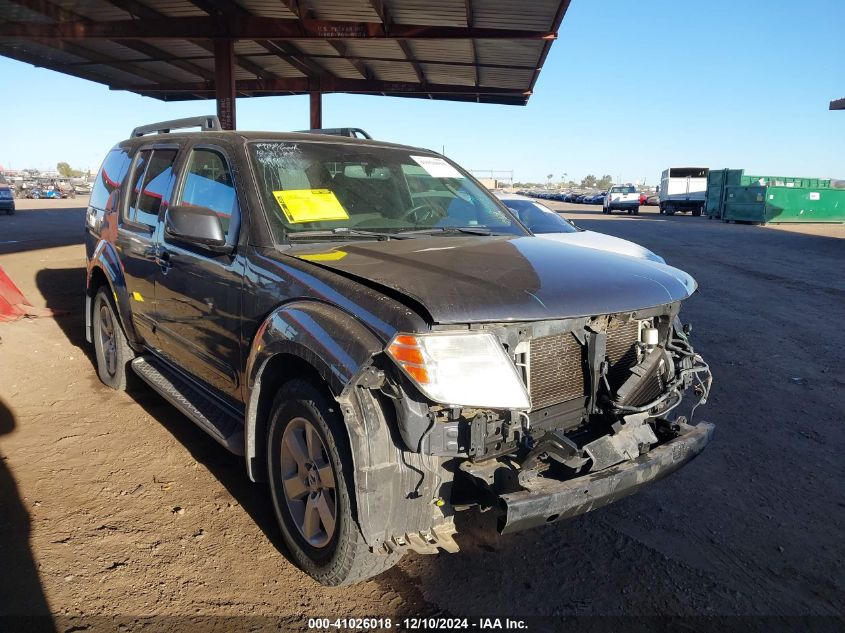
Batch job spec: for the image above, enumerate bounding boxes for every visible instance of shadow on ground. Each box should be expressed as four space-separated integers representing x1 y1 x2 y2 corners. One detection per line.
34 267 300 577
0 397 56 631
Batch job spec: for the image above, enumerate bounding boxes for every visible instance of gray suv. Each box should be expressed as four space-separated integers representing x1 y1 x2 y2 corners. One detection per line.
85 116 713 585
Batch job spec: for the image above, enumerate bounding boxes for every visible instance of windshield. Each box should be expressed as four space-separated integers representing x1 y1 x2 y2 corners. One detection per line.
500 199 580 234
610 185 636 194
248 141 526 241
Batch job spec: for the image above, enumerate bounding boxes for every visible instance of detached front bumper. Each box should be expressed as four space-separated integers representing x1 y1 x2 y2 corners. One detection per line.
497 421 715 534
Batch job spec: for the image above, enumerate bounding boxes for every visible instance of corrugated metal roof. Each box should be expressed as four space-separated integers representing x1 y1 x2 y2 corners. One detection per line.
243 55 305 78
389 0 468 27
408 40 474 64
310 0 381 23
51 0 134 22
0 0 570 105
236 0 297 19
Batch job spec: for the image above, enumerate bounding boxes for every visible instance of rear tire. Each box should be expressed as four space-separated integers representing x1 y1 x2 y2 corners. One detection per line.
267 379 402 586
633 206 640 215
92 288 135 391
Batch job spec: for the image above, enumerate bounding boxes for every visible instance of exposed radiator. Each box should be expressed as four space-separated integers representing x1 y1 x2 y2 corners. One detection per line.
527 320 641 411
605 320 640 392
528 332 586 410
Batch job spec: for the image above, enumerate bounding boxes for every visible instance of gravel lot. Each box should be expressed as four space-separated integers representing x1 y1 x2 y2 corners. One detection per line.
1 197 843 631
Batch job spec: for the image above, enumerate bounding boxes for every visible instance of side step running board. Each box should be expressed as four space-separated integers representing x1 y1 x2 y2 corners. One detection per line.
131 356 244 456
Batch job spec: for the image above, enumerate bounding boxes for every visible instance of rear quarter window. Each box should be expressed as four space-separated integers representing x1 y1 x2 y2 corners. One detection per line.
90 148 131 211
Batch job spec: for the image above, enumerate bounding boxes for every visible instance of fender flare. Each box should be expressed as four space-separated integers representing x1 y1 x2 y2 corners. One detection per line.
243 299 386 482
243 299 453 549
85 240 140 346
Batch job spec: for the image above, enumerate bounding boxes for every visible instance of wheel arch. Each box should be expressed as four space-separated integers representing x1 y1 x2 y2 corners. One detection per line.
243 300 387 484
244 300 457 551
85 242 139 347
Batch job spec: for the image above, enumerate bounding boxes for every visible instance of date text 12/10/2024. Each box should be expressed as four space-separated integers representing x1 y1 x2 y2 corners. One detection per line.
307 618 529 630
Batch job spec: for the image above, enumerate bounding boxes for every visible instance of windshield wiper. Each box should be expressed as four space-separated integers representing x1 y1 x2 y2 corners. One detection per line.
287 227 414 241
396 226 496 236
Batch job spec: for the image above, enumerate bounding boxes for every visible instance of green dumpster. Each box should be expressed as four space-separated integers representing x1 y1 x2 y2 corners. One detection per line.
706 168 836 221
722 186 845 224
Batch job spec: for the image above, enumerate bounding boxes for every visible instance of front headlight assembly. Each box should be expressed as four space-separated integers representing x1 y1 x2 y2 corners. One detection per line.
385 332 531 410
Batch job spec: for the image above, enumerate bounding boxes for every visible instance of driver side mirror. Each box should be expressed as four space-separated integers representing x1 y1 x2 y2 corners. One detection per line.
164 205 233 254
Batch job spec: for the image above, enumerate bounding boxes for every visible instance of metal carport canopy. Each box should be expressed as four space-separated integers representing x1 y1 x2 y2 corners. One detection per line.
0 0 571 130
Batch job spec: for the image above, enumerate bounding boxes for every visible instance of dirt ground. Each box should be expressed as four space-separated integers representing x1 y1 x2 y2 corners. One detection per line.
1 198 843 631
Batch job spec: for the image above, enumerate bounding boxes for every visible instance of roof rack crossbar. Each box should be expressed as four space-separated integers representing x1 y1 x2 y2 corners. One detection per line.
296 127 373 139
131 115 222 138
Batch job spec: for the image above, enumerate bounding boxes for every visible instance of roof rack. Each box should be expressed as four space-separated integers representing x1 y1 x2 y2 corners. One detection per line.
131 115 222 138
296 127 372 139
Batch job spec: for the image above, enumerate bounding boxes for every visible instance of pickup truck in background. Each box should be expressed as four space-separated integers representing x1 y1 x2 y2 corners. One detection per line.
659 167 709 216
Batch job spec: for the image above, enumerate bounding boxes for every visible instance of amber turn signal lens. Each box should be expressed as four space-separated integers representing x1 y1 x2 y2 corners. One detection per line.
387 343 424 365
386 336 430 384
404 364 430 384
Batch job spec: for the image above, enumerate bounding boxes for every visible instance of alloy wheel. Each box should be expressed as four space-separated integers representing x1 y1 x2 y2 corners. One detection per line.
98 304 117 377
280 417 338 548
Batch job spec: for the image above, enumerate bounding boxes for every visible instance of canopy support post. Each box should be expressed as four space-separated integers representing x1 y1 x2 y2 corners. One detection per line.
310 91 322 129
214 38 236 130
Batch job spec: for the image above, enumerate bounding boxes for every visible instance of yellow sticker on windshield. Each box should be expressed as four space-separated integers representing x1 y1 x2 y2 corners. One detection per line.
272 189 349 224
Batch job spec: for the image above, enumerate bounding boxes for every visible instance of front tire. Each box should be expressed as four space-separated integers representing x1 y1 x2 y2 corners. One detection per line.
92 288 135 390
267 379 402 586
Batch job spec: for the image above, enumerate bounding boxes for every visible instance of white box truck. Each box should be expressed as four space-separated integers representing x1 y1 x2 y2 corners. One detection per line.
659 167 709 216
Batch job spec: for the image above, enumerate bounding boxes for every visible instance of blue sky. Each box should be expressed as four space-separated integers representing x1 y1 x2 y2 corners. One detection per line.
0 0 843 184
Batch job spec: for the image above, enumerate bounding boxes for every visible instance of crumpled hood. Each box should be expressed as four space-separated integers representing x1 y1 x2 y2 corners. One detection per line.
287 235 697 324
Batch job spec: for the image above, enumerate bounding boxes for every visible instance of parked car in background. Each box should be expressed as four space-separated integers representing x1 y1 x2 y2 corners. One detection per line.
496 193 665 263
604 184 640 214
84 115 711 586
27 188 62 199
646 195 660 206
0 178 15 215
592 193 606 205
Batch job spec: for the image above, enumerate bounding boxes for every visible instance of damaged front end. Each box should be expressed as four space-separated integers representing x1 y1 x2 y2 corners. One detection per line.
381 301 714 536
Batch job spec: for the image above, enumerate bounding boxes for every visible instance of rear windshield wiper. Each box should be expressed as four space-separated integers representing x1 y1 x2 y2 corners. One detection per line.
286 227 414 241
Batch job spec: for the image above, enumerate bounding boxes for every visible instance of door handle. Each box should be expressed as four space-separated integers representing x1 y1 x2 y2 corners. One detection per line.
155 250 174 272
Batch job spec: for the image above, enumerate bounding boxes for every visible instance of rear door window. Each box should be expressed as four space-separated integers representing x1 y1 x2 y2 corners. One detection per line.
90 148 130 211
177 148 240 244
125 149 178 228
